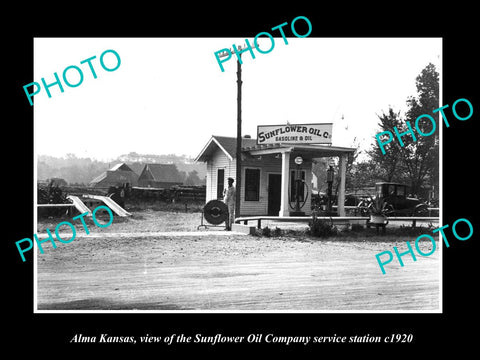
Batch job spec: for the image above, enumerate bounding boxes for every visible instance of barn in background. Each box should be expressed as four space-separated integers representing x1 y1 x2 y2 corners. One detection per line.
89 163 139 188
137 163 184 188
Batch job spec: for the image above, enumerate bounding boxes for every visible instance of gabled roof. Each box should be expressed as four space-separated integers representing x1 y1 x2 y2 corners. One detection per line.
195 136 257 162
90 162 138 186
89 169 139 186
109 163 134 172
140 164 184 183
126 162 146 176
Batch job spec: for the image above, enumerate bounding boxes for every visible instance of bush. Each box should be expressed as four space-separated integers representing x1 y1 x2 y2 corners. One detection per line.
254 226 284 238
272 227 283 237
307 217 337 237
262 226 272 237
351 223 364 232
393 224 435 236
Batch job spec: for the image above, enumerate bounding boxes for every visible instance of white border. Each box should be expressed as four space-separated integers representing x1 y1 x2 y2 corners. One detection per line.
33 37 443 314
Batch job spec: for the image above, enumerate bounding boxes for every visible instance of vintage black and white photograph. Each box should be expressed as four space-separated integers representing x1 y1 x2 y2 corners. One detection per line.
32 37 442 312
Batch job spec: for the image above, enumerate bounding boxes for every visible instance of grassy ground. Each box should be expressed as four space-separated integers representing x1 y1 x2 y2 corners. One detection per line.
37 203 437 238
37 207 203 234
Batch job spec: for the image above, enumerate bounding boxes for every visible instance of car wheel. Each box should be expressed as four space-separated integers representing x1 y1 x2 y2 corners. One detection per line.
414 204 429 216
382 203 394 216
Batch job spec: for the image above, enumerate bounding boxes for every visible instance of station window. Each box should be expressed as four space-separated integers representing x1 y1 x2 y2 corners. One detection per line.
245 168 260 201
387 184 395 195
397 185 406 197
217 168 225 199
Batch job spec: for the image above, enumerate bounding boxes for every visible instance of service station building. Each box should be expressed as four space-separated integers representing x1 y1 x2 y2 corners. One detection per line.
195 123 355 218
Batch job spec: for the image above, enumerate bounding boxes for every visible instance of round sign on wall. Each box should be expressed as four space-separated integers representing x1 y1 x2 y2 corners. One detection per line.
294 156 303 165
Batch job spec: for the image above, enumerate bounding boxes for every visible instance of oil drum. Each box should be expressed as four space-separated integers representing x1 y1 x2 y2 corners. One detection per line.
203 200 228 225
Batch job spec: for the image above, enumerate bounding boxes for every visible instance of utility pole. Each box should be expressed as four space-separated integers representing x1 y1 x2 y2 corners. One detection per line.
235 55 242 218
217 43 255 220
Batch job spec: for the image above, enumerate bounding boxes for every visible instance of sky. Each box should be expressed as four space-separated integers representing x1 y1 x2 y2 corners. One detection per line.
34 37 441 161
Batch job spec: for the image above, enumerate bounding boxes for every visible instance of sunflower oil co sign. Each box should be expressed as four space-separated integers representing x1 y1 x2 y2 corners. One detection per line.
257 123 332 145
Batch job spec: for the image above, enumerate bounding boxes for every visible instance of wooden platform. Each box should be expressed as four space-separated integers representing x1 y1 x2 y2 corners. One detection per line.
235 215 439 229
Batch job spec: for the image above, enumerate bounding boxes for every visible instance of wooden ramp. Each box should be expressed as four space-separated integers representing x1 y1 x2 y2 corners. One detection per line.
66 195 92 216
83 195 132 217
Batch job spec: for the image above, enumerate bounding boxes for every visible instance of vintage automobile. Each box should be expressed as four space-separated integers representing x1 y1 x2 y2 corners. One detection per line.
358 182 429 216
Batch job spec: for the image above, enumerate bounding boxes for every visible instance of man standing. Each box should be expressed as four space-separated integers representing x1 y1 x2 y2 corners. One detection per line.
224 177 236 231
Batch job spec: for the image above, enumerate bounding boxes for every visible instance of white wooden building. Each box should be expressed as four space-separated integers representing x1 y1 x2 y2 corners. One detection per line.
195 134 355 217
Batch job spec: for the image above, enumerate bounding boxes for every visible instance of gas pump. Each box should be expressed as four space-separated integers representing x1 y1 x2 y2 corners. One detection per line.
289 156 309 216
326 161 335 214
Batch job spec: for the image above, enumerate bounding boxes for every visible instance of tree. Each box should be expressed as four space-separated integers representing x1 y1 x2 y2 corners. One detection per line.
335 136 362 196
367 108 407 183
368 63 439 199
402 63 439 197
348 159 381 191
312 158 328 192
185 170 201 186
178 170 187 184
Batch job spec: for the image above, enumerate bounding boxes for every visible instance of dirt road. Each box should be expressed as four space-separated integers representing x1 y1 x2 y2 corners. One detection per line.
36 230 440 311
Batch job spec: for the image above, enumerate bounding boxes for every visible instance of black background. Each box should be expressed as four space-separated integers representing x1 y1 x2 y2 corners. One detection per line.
6 4 478 356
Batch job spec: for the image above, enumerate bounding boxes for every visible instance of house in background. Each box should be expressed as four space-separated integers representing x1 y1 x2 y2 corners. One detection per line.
137 163 184 188
89 163 139 188
43 177 68 186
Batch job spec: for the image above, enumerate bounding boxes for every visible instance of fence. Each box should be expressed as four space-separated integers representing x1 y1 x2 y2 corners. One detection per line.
130 185 206 203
